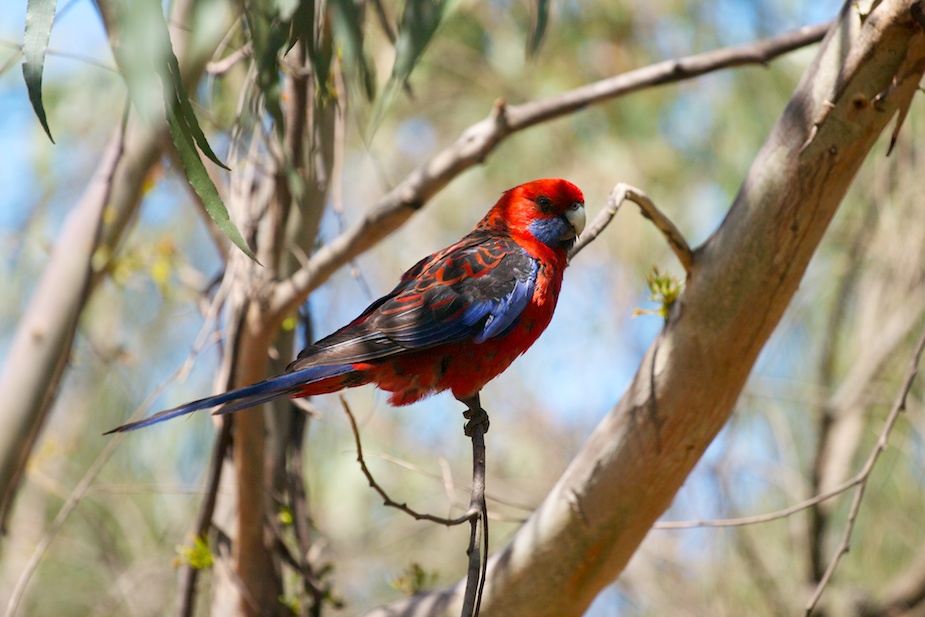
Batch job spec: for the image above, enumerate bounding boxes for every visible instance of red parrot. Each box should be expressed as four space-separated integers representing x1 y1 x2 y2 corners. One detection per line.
107 178 585 435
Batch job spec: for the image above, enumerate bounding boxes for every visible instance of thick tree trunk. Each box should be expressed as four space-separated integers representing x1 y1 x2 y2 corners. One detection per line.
366 1 925 615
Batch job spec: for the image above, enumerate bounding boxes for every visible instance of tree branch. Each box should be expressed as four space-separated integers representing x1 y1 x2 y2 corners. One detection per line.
270 21 830 323
569 183 693 274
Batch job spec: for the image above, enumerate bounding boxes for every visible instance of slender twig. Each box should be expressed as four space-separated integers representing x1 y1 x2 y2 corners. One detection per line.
655 472 863 530
460 418 488 617
657 324 925 533
341 396 489 615
174 416 232 617
271 22 829 321
340 399 479 526
373 451 537 514
808 202 880 582
570 183 694 274
804 324 925 615
370 0 397 44
206 42 252 75
286 309 330 616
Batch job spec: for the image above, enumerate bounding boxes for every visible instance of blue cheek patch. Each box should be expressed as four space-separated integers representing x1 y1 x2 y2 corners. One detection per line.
528 216 568 248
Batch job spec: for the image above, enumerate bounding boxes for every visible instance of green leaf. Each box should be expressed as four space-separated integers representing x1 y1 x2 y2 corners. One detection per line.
166 105 257 262
154 3 229 170
330 0 376 102
22 0 57 143
368 0 451 137
391 0 450 85
176 535 214 570
243 0 288 137
114 0 253 259
527 0 549 58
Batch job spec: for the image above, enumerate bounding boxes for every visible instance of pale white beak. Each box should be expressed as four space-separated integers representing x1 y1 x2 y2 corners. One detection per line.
564 202 586 238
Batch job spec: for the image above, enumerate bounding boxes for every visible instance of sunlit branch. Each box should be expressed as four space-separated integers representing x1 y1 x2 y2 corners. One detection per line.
271 22 831 322
569 183 694 274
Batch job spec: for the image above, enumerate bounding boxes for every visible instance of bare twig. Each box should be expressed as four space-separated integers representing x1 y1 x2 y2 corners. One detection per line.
370 0 397 44
341 396 489 616
657 323 925 534
374 451 536 515
655 472 866 530
340 399 478 526
805 323 925 616
271 22 829 322
207 42 252 75
460 421 488 617
808 201 880 583
569 183 694 274
174 417 232 617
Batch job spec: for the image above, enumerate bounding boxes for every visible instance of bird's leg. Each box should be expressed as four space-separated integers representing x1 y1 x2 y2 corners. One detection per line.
459 393 490 436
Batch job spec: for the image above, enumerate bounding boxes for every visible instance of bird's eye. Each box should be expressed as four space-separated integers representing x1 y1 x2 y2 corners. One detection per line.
535 196 552 211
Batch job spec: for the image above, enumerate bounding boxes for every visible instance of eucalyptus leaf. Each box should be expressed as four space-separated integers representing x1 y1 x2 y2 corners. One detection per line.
157 4 229 170
391 0 449 85
118 0 253 259
367 0 451 137
527 0 549 58
166 105 257 262
330 0 376 102
22 0 57 143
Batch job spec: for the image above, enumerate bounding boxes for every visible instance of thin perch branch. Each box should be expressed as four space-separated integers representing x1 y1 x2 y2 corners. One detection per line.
175 416 232 617
461 420 488 617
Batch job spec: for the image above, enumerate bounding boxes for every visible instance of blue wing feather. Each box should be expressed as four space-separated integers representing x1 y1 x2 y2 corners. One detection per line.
472 263 537 343
373 241 537 349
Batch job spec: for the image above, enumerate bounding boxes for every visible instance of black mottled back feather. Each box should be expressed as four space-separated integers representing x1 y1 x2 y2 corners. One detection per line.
287 230 534 371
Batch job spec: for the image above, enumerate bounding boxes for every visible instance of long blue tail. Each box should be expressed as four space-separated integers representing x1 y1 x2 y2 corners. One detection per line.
105 364 355 434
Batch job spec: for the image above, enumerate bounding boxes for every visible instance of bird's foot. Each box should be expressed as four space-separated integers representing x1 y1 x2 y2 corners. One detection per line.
463 406 490 436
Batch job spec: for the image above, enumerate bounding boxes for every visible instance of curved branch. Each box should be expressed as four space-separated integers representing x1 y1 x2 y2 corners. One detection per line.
341 399 478 527
570 183 694 274
270 21 831 322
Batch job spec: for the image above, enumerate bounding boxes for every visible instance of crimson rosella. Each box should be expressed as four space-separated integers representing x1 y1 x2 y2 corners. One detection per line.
107 178 586 435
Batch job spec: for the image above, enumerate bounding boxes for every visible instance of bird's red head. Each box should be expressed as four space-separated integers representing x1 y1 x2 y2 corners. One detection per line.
481 178 586 257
